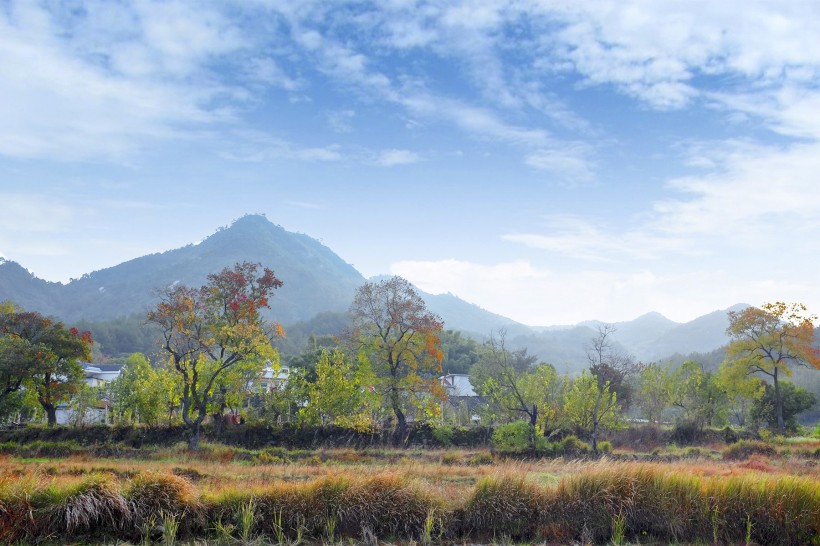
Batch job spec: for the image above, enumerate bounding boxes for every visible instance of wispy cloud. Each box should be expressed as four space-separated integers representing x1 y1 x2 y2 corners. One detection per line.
374 149 420 166
389 257 779 325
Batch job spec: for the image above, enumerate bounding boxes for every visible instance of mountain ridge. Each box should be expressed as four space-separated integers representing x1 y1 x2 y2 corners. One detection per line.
0 214 746 362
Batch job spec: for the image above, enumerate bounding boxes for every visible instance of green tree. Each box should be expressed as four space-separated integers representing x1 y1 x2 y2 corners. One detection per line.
470 331 561 449
751 381 816 432
0 304 93 426
110 353 179 426
564 370 620 439
349 276 445 441
301 349 378 430
146 262 283 450
717 360 765 427
637 362 674 424
439 330 480 375
722 302 820 433
585 325 636 454
671 360 729 429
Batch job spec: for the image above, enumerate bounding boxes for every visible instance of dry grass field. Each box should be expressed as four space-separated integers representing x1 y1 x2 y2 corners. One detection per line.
0 441 818 545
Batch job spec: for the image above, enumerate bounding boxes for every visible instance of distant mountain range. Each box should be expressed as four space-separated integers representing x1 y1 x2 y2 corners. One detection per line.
0 214 744 365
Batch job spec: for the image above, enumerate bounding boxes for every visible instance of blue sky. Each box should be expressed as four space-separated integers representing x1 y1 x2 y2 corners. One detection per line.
2 0 820 326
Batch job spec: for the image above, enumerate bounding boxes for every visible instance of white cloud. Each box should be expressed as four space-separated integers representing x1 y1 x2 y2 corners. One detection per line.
525 145 595 183
0 193 82 233
0 1 243 162
327 110 356 133
374 149 420 166
391 257 819 325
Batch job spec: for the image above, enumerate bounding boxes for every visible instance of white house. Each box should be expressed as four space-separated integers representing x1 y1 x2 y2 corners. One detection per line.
55 362 123 425
256 363 292 393
439 373 478 397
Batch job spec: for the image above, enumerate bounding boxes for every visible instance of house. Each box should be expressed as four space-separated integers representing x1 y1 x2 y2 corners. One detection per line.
439 374 484 424
55 362 123 425
439 373 478 397
256 364 292 393
81 362 124 386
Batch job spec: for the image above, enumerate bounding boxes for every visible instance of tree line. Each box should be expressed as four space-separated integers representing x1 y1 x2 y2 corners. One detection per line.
1 262 818 450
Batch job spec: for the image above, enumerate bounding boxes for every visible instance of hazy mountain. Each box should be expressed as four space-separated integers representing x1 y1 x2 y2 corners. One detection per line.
0 259 63 316
0 214 750 363
1 215 365 324
0 215 523 339
506 305 749 370
420 292 529 338
644 304 750 361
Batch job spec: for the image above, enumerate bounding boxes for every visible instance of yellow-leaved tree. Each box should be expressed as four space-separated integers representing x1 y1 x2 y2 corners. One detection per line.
721 302 820 433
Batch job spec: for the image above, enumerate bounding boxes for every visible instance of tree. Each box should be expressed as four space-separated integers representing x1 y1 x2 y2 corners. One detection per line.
470 330 560 450
717 359 765 427
751 381 816 432
585 325 636 454
637 362 674 424
110 353 181 426
0 304 93 426
301 349 379 430
670 360 729 429
722 302 820 433
564 371 620 438
349 276 445 441
439 330 481 375
146 262 282 450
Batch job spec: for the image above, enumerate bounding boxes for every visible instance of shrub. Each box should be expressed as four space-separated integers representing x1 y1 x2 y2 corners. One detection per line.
339 474 443 539
559 435 591 457
491 421 534 452
465 451 494 465
43 475 131 540
722 440 778 461
0 476 37 543
126 472 203 538
431 425 455 447
461 473 547 540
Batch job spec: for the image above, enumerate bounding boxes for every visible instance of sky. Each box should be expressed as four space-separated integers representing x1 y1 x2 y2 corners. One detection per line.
2 0 820 327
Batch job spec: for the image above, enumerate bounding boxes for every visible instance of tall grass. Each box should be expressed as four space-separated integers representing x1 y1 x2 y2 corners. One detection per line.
0 460 817 545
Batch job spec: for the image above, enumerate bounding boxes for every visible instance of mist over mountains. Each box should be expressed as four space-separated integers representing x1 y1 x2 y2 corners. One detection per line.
0 214 743 365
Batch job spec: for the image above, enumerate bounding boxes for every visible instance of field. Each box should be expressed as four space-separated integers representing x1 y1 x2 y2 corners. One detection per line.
1 441 819 545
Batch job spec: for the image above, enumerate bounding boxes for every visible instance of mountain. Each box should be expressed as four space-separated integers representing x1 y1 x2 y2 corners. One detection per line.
419 292 529 338
1 215 365 324
0 214 750 363
0 215 522 336
643 304 750 360
506 305 748 371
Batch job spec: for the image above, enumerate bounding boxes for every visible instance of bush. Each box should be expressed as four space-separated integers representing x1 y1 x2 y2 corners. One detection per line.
559 435 591 457
722 440 778 461
45 475 130 539
431 425 455 447
126 472 203 538
465 451 494 465
461 473 548 540
491 421 535 452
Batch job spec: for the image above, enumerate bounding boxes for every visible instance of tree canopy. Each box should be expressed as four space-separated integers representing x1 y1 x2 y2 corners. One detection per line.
146 262 283 449
349 276 445 440
722 302 820 432
0 302 93 425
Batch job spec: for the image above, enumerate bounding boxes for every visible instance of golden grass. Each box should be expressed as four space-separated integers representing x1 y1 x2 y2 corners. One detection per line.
0 448 818 544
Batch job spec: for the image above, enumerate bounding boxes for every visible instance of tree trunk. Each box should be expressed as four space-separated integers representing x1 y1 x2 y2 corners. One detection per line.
391 388 407 446
773 367 785 433
591 379 604 455
188 422 202 451
528 404 538 451
43 402 57 427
